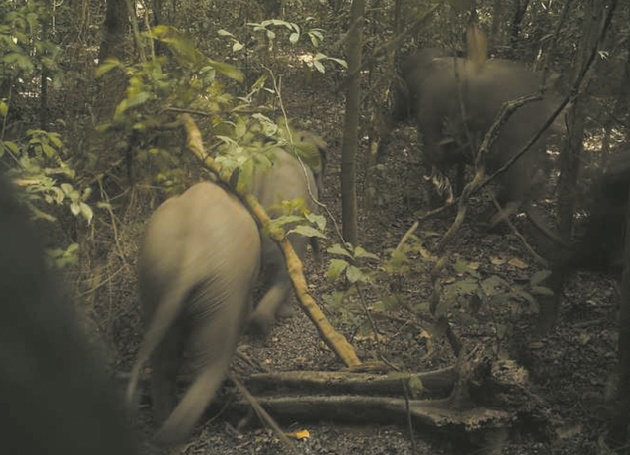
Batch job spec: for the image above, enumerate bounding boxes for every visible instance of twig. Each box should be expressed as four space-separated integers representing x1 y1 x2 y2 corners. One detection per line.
229 373 299 455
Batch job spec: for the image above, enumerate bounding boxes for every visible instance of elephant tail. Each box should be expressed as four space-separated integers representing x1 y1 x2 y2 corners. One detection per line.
126 284 190 407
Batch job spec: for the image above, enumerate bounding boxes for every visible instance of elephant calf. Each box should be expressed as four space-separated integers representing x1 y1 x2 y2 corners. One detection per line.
247 133 326 335
0 175 138 455
127 181 261 445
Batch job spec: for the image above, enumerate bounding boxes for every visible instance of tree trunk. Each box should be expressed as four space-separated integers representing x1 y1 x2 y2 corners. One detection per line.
538 0 599 334
489 0 503 51
610 180 630 450
340 0 364 245
508 0 531 58
96 0 130 122
608 5 630 446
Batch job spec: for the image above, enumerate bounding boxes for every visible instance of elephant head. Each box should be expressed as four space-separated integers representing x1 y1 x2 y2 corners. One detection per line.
245 132 326 335
127 181 261 445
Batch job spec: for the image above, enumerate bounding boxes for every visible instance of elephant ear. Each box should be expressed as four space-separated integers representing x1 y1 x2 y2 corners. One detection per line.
292 138 323 173
273 122 327 175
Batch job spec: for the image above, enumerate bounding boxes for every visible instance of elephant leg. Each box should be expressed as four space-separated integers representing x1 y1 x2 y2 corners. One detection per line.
152 293 249 446
151 320 185 426
249 275 292 335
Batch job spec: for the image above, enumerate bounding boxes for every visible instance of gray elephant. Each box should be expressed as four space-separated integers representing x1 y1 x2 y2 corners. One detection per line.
390 49 561 209
246 132 326 335
127 181 261 445
0 175 138 455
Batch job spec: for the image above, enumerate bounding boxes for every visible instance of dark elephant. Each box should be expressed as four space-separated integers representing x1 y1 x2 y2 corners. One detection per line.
391 49 561 209
557 149 630 276
246 133 326 335
127 181 261 445
538 148 630 331
0 175 138 455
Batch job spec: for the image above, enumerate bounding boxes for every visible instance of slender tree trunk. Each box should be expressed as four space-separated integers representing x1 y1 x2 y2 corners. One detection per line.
96 0 130 122
608 4 630 446
40 0 50 129
611 181 630 448
489 0 503 50
340 0 364 245
508 0 531 57
539 0 600 333
99 0 128 63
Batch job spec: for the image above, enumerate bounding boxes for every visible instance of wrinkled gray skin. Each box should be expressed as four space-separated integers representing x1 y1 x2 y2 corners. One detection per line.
127 181 260 445
247 138 325 335
0 175 138 455
392 49 560 207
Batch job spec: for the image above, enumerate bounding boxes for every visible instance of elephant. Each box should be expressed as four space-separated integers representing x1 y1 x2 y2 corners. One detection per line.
539 148 630 332
389 49 561 211
0 175 138 455
126 181 261 445
246 132 326 335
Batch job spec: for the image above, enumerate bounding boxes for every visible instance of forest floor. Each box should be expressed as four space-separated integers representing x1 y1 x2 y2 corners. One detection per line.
114 71 620 455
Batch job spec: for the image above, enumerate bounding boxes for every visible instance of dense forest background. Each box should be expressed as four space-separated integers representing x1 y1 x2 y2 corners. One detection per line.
2 0 630 453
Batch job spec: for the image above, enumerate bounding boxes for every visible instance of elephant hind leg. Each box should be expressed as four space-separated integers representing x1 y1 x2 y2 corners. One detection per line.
152 296 246 446
249 279 292 336
152 364 226 445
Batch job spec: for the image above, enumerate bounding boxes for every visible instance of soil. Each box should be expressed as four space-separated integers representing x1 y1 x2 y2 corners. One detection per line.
114 70 621 455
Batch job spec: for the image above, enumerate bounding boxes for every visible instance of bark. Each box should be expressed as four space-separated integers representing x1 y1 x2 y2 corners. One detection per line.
340 0 365 245
228 395 512 430
244 369 456 397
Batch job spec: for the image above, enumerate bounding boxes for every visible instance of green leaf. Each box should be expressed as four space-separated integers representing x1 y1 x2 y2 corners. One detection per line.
322 290 345 310
327 243 353 259
327 57 347 69
70 201 81 216
41 143 57 158
126 91 152 109
289 225 326 239
60 183 74 196
48 133 63 148
206 58 244 82
327 258 349 280
313 60 325 74
270 215 304 228
531 285 555 297
354 246 379 260
95 58 123 77
0 100 8 117
345 265 366 284
530 269 552 287
4 52 34 72
305 212 326 231
481 275 509 294
79 202 93 224
289 32 299 44
453 259 479 276
217 29 235 37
